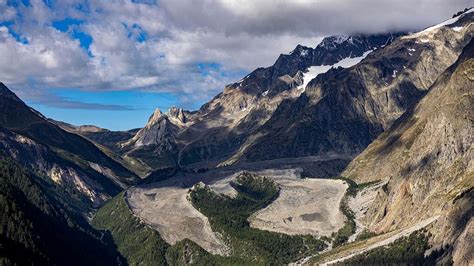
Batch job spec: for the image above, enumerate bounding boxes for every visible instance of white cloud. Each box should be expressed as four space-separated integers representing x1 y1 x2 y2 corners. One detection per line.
0 0 471 109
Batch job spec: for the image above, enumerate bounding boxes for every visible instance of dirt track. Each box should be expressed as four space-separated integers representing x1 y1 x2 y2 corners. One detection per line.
320 216 440 265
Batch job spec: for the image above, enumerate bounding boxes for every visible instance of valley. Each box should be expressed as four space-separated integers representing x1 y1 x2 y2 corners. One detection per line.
0 5 473 266
127 167 348 255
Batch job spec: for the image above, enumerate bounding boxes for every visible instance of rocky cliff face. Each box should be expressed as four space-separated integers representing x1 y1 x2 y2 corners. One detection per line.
0 127 114 206
119 108 191 170
343 37 473 265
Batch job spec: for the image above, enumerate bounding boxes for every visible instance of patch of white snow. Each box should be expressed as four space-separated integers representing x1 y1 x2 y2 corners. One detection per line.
297 50 372 91
300 49 309 57
236 74 249 83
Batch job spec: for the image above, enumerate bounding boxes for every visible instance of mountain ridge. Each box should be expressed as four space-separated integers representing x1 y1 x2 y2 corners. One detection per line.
342 37 473 265
0 84 140 206
110 33 405 174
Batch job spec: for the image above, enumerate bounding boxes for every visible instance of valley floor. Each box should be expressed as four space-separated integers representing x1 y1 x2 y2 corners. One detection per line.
127 185 229 255
125 167 349 256
123 163 447 265
249 178 347 237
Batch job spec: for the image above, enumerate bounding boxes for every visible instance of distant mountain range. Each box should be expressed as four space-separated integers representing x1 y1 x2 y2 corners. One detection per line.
0 8 472 266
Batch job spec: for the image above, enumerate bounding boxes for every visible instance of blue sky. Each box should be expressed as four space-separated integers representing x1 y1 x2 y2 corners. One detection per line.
27 89 182 130
0 0 469 130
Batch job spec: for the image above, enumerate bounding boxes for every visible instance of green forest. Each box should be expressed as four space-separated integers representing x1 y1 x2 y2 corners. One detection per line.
189 172 327 264
338 230 446 265
0 156 121 265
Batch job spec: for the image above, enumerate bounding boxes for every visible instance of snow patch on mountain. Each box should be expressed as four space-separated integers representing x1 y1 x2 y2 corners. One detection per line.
298 50 372 91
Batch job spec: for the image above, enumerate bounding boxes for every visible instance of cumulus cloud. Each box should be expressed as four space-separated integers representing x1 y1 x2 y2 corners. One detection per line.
0 0 471 109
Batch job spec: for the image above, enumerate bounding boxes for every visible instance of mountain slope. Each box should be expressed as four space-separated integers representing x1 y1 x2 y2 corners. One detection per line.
0 83 139 205
0 83 137 182
51 118 140 153
343 37 473 265
0 155 122 265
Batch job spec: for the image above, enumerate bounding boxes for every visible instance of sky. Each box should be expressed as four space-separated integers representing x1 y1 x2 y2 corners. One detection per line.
0 0 471 130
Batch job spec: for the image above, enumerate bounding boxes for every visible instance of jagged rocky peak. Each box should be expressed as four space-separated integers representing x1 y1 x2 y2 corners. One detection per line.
166 106 187 124
147 108 163 125
288 44 312 57
316 33 398 50
452 7 472 18
317 35 351 50
122 106 190 149
142 106 189 129
223 32 403 98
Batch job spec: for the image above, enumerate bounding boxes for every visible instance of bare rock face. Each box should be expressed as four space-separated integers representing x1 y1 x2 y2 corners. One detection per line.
126 109 173 147
0 127 113 207
119 107 195 170
123 107 190 149
343 37 474 264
